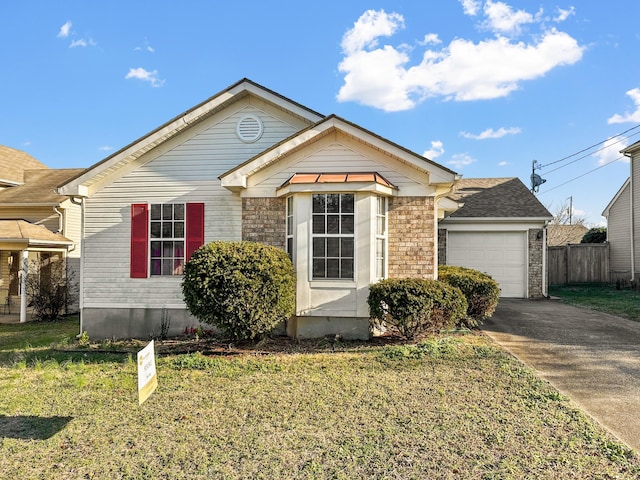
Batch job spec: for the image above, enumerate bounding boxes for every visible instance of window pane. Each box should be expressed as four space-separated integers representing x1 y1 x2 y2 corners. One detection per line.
151 259 161 276
287 216 293 236
341 259 354 279
377 216 385 235
174 204 185 220
342 238 354 258
376 259 384 279
313 238 325 257
173 259 184 275
162 222 172 238
150 204 161 220
313 215 325 234
287 238 293 258
326 237 340 257
162 259 172 276
376 238 385 257
313 259 325 278
326 194 340 213
326 259 340 278
341 215 354 234
163 241 173 257
174 222 185 238
150 222 161 239
162 204 173 220
151 241 161 257
174 241 184 258
341 194 354 213
312 195 325 213
327 215 339 234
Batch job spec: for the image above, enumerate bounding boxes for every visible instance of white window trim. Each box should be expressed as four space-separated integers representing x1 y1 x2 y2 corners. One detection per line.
149 203 186 277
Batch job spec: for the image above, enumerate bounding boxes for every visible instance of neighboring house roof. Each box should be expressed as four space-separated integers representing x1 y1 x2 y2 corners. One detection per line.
58 78 326 197
546 224 589 246
602 177 630 217
445 177 552 219
0 145 48 186
0 168 85 205
220 114 459 190
0 219 73 246
622 140 640 156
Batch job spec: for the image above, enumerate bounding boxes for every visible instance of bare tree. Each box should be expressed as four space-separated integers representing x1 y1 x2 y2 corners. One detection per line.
545 199 589 246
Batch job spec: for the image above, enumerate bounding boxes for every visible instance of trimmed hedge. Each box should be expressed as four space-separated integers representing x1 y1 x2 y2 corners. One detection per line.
181 241 296 341
368 278 467 340
438 266 500 328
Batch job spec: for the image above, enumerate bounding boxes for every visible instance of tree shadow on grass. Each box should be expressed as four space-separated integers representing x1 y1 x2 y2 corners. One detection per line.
0 415 72 440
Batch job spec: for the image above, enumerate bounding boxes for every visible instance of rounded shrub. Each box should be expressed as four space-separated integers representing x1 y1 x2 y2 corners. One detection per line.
368 278 467 340
438 266 500 328
181 241 296 341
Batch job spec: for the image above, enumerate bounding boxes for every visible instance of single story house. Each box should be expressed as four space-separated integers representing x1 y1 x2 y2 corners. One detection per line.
602 140 640 284
58 79 550 339
0 146 83 321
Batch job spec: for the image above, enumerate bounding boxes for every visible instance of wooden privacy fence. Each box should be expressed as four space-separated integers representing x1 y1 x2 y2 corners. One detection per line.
548 243 610 285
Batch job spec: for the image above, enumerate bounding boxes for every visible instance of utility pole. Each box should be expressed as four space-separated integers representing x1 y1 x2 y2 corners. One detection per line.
568 196 573 225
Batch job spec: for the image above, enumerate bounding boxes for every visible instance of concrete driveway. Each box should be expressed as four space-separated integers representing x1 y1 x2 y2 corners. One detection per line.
482 298 640 452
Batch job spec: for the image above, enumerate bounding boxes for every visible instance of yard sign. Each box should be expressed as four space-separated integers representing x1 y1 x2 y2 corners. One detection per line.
137 340 158 405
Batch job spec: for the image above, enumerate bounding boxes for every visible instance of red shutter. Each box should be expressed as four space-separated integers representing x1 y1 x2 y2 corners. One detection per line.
186 202 205 260
130 204 149 278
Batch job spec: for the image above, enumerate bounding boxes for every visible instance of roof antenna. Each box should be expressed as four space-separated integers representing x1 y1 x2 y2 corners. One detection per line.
530 160 546 193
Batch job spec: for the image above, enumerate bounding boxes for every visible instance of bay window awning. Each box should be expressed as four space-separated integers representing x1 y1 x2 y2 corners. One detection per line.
276 172 397 197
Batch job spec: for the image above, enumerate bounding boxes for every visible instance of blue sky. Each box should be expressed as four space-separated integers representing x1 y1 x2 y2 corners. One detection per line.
1 1 639 226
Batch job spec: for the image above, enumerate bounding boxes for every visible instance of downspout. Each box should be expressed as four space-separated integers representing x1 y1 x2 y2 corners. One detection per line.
53 206 64 233
628 151 635 283
70 196 85 337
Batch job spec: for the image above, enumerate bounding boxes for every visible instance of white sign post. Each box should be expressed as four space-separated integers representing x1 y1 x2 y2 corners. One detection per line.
137 340 158 405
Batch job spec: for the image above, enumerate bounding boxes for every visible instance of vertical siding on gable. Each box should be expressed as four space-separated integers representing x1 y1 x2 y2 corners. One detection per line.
82 105 299 309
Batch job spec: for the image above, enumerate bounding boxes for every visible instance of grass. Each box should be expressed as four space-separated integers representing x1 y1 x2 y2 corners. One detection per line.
1 321 639 479
549 284 640 321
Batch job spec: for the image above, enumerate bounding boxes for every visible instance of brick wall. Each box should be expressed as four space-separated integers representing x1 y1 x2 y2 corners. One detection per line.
242 197 286 249
528 228 544 297
437 229 447 266
387 196 436 278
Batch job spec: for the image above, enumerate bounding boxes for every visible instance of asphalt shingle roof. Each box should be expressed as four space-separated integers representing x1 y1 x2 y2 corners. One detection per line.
0 168 85 204
0 145 48 184
448 177 552 218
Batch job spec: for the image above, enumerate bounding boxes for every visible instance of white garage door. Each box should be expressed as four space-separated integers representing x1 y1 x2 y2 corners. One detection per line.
447 231 527 298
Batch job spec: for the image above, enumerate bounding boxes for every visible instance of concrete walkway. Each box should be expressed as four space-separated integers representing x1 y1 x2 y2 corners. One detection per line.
482 298 640 452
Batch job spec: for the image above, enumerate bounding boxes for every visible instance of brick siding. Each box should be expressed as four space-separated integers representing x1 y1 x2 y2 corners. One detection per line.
242 197 286 249
528 228 544 297
387 196 436 278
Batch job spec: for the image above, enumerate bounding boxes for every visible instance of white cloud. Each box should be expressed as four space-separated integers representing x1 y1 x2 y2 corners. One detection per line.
481 0 541 35
419 33 441 46
608 88 640 124
460 126 521 139
57 21 72 38
135 38 155 53
594 137 629 165
554 6 575 22
460 0 481 16
498 161 508 166
423 140 445 159
98 146 113 152
125 67 165 87
337 7 584 112
69 38 96 48
447 153 476 169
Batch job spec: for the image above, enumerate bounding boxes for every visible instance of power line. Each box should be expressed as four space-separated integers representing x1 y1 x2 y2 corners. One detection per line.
538 155 626 195
538 123 640 170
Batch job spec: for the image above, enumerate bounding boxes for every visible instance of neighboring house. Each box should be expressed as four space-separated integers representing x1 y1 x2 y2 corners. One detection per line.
58 79 550 340
546 224 588 246
0 146 83 321
602 140 640 283
438 178 552 298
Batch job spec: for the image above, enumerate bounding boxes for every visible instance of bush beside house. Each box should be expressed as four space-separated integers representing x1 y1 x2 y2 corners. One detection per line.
182 241 296 341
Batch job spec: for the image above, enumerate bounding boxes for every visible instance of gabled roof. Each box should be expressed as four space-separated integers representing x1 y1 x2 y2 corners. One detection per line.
0 169 85 205
602 177 630 217
58 78 325 197
622 140 640 156
546 224 589 246
0 145 48 186
0 219 73 247
445 177 552 219
220 114 459 190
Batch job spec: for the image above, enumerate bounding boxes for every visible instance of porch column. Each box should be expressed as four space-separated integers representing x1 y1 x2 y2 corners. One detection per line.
20 250 28 323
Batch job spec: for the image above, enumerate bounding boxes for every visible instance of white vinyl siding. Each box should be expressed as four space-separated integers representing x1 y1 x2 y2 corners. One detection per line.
81 104 302 308
0 206 61 232
607 182 631 275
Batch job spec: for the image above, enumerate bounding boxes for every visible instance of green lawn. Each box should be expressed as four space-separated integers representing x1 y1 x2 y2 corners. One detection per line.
549 284 640 321
1 320 639 479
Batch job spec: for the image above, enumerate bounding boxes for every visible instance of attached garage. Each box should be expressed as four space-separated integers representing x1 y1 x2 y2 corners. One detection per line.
446 231 527 297
438 178 552 299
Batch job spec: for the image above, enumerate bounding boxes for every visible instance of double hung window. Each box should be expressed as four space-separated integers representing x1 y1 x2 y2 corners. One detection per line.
311 193 355 280
150 204 185 276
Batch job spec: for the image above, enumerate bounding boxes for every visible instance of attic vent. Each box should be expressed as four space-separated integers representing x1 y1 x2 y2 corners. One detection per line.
236 114 263 143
